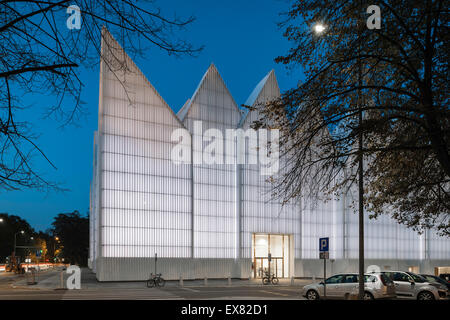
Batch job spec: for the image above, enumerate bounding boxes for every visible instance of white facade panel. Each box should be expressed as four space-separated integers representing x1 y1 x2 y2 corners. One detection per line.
240 71 302 260
96 29 191 259
182 65 241 259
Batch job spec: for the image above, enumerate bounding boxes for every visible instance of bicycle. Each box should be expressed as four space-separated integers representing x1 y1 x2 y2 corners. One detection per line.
262 271 279 285
146 273 166 288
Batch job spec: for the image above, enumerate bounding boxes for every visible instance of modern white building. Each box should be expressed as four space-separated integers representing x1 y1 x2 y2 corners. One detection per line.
89 29 450 281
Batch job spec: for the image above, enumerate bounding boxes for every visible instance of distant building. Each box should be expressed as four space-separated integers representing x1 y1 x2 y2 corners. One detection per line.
89 29 450 281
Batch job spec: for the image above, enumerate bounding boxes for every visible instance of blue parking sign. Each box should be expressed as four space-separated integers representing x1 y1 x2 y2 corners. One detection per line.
319 237 329 252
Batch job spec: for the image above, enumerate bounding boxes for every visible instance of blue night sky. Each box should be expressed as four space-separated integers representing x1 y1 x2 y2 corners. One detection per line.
0 0 304 231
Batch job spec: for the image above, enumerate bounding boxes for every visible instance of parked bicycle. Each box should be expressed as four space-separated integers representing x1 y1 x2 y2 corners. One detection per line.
146 273 166 288
262 271 279 285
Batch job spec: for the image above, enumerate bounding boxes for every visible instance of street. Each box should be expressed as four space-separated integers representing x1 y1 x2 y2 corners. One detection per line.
0 268 306 300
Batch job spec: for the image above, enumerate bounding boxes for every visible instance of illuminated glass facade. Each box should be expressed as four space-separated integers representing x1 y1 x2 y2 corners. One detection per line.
89 29 449 281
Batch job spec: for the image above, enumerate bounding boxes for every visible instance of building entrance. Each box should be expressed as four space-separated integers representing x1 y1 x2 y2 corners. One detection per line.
252 234 291 278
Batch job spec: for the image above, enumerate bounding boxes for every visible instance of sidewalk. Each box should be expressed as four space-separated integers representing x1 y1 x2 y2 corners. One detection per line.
13 267 315 290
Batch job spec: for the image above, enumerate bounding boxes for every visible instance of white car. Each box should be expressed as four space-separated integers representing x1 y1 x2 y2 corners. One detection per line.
382 271 445 300
302 273 396 300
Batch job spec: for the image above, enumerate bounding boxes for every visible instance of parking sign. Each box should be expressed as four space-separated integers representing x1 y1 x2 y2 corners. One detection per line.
319 237 329 252
319 237 330 298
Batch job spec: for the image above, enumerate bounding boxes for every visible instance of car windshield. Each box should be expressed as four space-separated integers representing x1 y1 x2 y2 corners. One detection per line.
406 272 426 282
422 275 446 285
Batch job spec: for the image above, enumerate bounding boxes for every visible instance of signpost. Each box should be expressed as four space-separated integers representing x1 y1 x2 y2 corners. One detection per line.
319 237 329 298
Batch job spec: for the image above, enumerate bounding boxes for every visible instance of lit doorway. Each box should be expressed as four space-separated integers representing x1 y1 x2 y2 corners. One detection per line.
252 234 291 278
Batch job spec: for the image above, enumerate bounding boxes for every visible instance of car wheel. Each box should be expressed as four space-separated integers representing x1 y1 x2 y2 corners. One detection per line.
306 289 319 300
363 292 374 300
417 291 435 300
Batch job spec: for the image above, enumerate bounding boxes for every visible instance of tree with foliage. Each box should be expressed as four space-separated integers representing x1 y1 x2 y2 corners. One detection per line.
254 0 449 235
51 210 88 266
28 236 47 262
0 0 201 190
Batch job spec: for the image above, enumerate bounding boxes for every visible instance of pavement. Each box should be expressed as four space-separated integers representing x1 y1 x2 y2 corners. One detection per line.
0 268 310 300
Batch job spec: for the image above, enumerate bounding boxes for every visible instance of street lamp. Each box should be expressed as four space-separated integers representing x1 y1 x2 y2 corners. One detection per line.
313 23 326 34
53 236 60 262
13 230 25 255
312 20 365 300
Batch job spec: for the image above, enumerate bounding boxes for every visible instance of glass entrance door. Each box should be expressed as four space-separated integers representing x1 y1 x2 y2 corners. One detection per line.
254 258 285 278
252 234 290 278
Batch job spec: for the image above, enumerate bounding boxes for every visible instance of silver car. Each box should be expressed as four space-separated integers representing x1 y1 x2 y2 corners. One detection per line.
382 271 444 300
302 273 396 300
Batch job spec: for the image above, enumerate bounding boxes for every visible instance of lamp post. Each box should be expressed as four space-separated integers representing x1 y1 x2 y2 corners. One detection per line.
13 230 25 255
313 15 366 299
54 237 59 262
356 0 365 300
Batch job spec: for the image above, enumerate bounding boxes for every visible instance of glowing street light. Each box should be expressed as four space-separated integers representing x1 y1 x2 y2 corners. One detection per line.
314 23 326 34
13 230 25 254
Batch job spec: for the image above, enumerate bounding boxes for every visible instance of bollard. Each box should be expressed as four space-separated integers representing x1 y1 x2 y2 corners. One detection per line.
60 271 64 289
179 275 184 287
227 276 232 286
26 268 37 285
204 277 208 287
290 276 295 286
312 275 316 281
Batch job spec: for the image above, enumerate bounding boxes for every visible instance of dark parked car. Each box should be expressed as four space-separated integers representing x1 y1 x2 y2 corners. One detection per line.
421 274 450 291
439 274 450 283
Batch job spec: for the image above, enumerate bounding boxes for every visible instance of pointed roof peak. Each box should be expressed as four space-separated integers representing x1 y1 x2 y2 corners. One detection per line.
244 69 275 107
239 70 279 127
100 27 186 128
177 62 240 122
204 62 222 77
